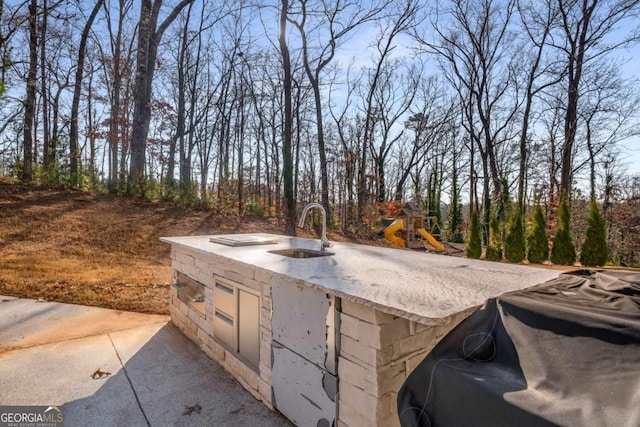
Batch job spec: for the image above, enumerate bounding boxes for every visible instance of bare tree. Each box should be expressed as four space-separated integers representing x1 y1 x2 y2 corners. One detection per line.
99 0 135 190
46 54 73 176
69 0 104 187
539 93 565 217
37 0 67 175
357 0 418 213
328 65 359 228
369 63 420 203
1 1 30 97
1 1 7 96
555 0 640 197
287 0 391 223
279 0 295 221
416 0 519 231
170 3 193 192
514 0 564 211
22 0 37 181
574 60 640 199
128 0 195 193
39 0 47 172
397 79 456 202
163 2 222 198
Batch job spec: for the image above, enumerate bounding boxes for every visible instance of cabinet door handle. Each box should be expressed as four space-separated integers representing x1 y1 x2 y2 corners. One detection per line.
215 283 234 294
215 311 233 326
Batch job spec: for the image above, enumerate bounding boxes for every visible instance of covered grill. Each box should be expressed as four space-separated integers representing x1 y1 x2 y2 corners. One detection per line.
398 270 640 427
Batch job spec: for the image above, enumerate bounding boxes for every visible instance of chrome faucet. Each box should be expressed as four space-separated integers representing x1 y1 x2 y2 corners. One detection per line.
297 202 331 251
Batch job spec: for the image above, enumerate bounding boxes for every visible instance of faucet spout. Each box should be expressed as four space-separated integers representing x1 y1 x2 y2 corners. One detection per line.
297 202 331 251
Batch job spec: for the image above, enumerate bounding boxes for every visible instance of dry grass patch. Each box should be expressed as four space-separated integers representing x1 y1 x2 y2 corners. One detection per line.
0 180 392 314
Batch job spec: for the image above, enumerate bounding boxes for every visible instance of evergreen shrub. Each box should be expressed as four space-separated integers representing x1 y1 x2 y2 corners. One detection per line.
505 209 525 263
485 214 502 261
466 210 482 259
527 203 549 264
551 192 576 265
580 200 608 266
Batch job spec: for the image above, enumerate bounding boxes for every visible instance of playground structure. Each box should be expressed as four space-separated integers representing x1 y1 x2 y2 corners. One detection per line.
383 201 445 252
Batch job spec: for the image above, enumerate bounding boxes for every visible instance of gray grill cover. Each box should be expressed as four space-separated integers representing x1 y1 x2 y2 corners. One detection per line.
398 270 640 427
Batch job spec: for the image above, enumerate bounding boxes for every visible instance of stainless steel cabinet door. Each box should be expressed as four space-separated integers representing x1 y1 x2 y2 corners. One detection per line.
238 289 260 370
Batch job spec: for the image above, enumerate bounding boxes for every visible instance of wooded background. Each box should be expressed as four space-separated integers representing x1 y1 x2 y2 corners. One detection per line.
1 0 639 265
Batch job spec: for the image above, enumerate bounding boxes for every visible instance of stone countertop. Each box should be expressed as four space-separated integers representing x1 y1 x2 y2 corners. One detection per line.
160 234 559 324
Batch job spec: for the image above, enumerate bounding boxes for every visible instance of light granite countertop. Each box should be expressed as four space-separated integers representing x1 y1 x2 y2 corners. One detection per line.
161 233 560 324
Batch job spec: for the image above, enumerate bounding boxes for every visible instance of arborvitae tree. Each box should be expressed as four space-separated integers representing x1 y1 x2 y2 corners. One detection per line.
446 166 464 243
551 192 576 265
466 209 482 259
497 177 511 223
485 213 502 261
580 200 608 266
505 209 525 263
527 203 549 264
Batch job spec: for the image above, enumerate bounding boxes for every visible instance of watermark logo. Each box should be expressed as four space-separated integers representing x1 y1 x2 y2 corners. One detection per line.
0 406 64 427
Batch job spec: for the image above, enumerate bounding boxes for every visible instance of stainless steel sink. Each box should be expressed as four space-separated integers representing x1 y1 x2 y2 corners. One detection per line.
268 248 334 259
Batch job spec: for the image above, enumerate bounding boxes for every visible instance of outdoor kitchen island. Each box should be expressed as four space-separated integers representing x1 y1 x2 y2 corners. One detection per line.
160 233 559 427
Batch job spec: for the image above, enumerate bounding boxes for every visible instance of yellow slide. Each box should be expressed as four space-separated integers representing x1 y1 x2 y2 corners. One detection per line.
384 218 406 248
417 228 445 252
384 218 445 252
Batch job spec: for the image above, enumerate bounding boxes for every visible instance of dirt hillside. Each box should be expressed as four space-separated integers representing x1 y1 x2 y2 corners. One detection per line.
0 180 296 314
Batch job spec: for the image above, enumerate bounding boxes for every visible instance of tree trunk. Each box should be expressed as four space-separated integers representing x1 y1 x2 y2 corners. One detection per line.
128 0 194 194
40 0 49 173
105 0 130 189
86 70 97 181
128 0 155 191
559 0 595 198
310 79 331 221
174 5 190 189
22 0 38 182
586 121 596 200
50 88 60 169
279 0 295 222
377 149 386 203
515 1 556 212
517 98 532 210
560 74 580 197
70 0 103 188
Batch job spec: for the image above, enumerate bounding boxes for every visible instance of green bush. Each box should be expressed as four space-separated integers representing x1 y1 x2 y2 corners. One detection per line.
551 192 576 265
485 214 502 261
466 210 482 259
504 209 525 263
161 178 181 202
245 197 266 217
527 203 549 263
580 200 608 266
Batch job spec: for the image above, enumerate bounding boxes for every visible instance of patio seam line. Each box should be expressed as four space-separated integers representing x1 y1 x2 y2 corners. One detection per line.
107 331 151 427
0 320 170 352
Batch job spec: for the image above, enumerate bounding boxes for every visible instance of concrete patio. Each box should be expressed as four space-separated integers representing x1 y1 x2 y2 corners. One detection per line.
0 295 291 426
